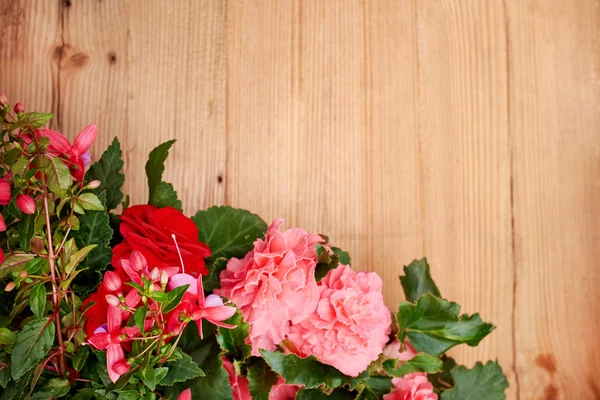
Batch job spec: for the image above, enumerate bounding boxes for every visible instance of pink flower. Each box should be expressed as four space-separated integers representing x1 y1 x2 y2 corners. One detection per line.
86 305 140 383
16 194 36 214
169 273 198 295
103 271 123 292
222 358 251 400
287 265 391 377
112 359 131 375
383 373 438 400
0 214 6 232
215 218 322 355
269 378 300 400
38 124 96 181
0 181 11 205
178 389 192 400
383 339 418 362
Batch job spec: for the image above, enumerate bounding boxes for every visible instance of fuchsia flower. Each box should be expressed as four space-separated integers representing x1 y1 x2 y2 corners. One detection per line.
178 389 192 400
383 373 438 400
287 265 391 377
222 357 251 400
0 214 6 232
215 218 322 355
0 181 10 205
87 305 140 382
39 124 96 180
16 194 36 214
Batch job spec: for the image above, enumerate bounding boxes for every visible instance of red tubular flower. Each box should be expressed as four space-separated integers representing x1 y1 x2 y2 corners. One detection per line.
0 181 11 205
178 389 192 400
0 214 6 232
16 194 36 214
112 359 131 376
112 205 210 277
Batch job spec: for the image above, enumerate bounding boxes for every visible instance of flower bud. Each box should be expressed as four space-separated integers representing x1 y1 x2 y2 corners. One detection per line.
0 214 6 232
18 270 28 279
0 92 7 108
87 180 101 190
129 251 147 272
112 359 131 375
149 267 160 282
30 237 45 254
105 294 121 307
13 103 25 114
17 194 36 215
0 181 11 205
178 389 192 400
160 270 169 288
4 282 15 292
103 271 123 292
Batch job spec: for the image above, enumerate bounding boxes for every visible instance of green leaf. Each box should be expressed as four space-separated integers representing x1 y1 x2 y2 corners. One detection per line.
216 310 251 361
77 193 105 211
400 258 441 302
43 157 71 197
11 318 55 380
149 181 182 211
0 253 35 279
0 367 10 389
64 244 97 275
383 353 443 377
247 358 279 400
0 328 16 345
260 350 365 390
315 244 341 282
428 356 457 392
397 293 494 357
29 378 70 399
29 283 47 319
141 366 160 391
296 388 355 400
192 206 268 262
11 157 30 180
146 139 176 198
203 257 228 292
72 192 113 297
160 351 205 386
72 345 89 372
162 285 190 314
18 212 36 252
355 376 394 400
85 137 125 211
19 112 53 128
332 247 351 266
134 306 147 334
441 361 508 400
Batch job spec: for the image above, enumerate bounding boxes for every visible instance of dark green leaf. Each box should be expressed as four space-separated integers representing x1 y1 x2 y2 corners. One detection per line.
29 283 46 319
216 310 251 361
0 367 10 389
383 353 443 377
18 213 36 252
400 258 441 302
192 206 267 262
149 181 182 211
355 376 394 400
43 157 71 197
0 253 35 279
162 285 190 314
11 157 30 180
247 358 279 400
11 318 55 380
77 193 104 211
85 137 125 211
296 388 355 400
72 345 89 372
134 306 147 334
18 112 53 128
203 257 228 292
428 356 457 392
441 361 508 400
332 247 351 266
146 139 176 199
72 192 113 297
141 366 158 391
160 351 205 386
397 293 494 356
30 378 70 399
260 350 365 390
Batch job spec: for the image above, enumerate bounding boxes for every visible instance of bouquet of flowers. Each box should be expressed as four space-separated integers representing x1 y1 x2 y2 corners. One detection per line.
0 93 508 399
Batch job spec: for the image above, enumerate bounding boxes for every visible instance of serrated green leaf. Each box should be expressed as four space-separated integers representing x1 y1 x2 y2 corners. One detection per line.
332 247 351 266
428 356 457 391
397 293 494 357
315 245 340 282
441 361 508 400
260 350 365 390
77 193 104 211
43 157 71 197
296 388 355 400
29 283 46 319
160 351 204 386
64 244 97 275
72 345 89 372
0 253 35 279
203 257 228 292
192 206 267 263
216 310 251 361
11 318 55 380
134 306 147 334
400 258 441 302
383 353 443 377
149 181 182 211
356 376 394 400
247 358 278 400
85 137 125 211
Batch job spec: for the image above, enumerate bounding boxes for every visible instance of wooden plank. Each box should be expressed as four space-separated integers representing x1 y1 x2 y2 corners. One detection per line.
0 0 59 116
415 1 515 397
507 0 600 398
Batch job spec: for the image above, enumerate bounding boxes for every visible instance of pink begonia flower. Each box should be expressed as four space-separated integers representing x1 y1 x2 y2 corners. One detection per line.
16 194 36 215
383 339 418 362
0 181 10 205
287 265 391 377
222 358 251 400
383 373 438 400
269 377 300 400
86 305 140 383
178 389 192 400
215 218 322 356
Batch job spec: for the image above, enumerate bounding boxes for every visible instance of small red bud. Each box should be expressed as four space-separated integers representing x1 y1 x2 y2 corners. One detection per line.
0 214 6 232
105 294 121 307
87 180 101 189
0 181 11 206
13 103 25 114
17 194 36 215
4 282 15 292
103 271 123 292
178 389 192 400
112 359 131 375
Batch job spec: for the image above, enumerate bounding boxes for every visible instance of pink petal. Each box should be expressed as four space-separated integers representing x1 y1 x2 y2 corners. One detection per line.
87 333 110 350
169 273 198 295
107 305 122 331
124 289 141 308
121 259 143 285
40 129 72 154
129 251 148 272
197 277 205 308
72 124 97 156
107 343 125 383
178 389 192 400
203 305 236 322
204 294 223 308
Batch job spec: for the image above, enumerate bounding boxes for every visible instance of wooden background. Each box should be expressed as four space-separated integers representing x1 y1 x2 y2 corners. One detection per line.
1 0 598 398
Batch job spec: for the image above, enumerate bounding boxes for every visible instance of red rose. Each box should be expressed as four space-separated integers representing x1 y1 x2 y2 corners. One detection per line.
112 205 210 277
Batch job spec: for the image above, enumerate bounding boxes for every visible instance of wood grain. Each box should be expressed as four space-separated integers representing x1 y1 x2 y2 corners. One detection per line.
1 1 599 399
